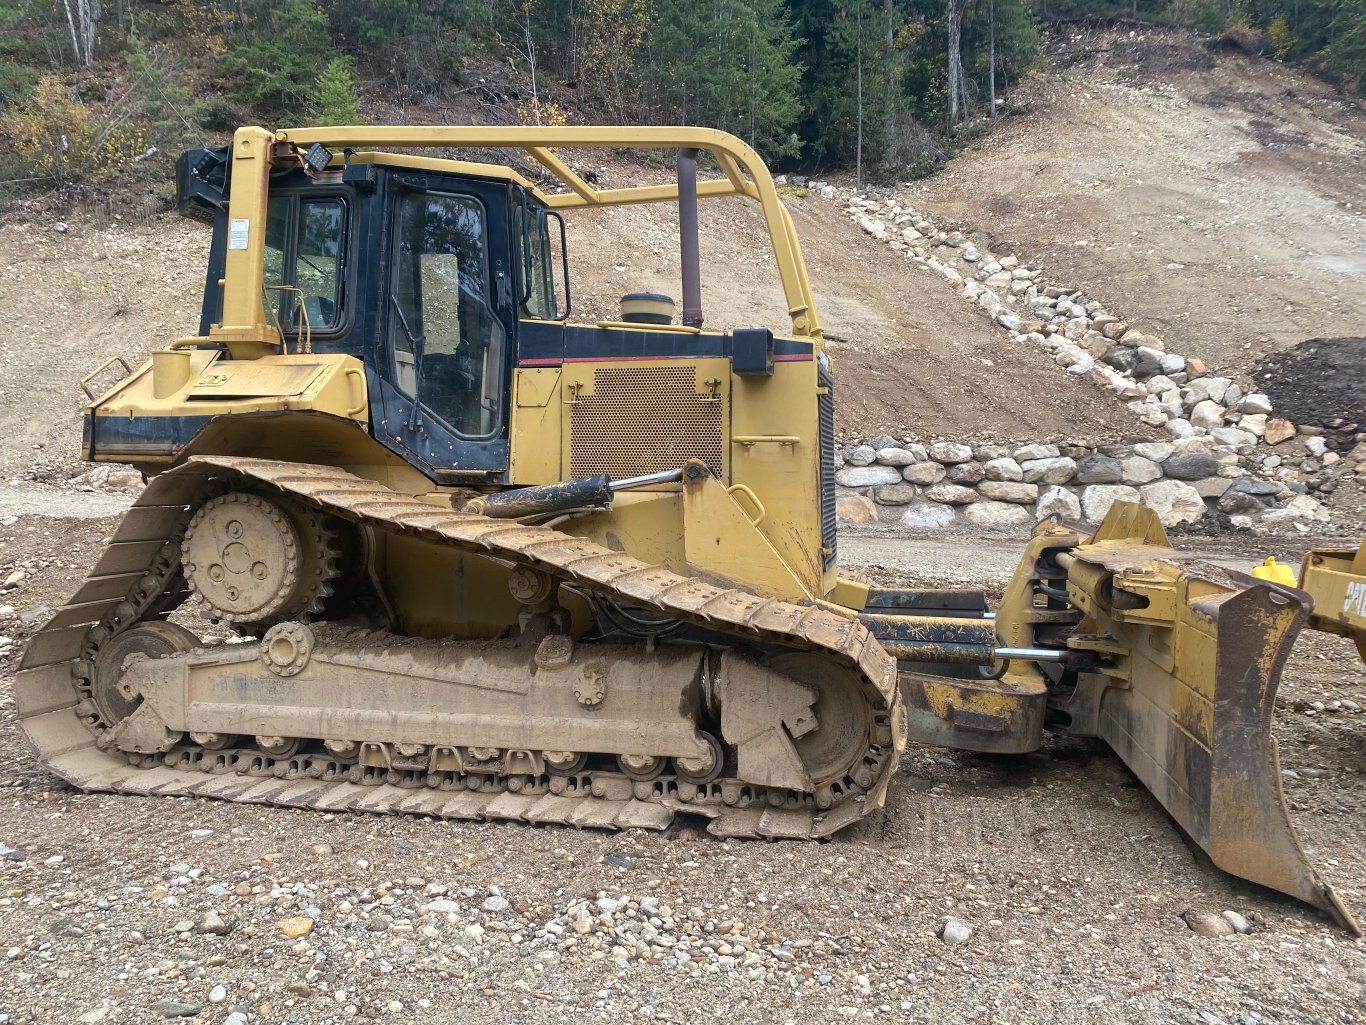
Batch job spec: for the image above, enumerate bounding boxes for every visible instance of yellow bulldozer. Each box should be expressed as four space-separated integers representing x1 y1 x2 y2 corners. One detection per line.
15 125 1358 933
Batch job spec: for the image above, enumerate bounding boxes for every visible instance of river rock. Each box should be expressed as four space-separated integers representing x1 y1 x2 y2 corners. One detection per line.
837 465 903 488
844 444 877 466
1020 456 1077 485
900 462 944 486
836 496 879 523
1035 486 1081 521
1081 484 1140 522
1140 480 1205 525
977 481 1039 504
929 442 973 464
874 483 919 506
876 447 917 466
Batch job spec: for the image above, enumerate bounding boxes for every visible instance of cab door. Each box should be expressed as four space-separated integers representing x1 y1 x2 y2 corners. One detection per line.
375 173 514 478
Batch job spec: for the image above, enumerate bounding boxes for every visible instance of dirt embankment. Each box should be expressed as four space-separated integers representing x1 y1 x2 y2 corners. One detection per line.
905 29 1366 381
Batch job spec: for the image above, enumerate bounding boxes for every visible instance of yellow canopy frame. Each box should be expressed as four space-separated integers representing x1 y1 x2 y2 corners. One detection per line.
209 125 823 357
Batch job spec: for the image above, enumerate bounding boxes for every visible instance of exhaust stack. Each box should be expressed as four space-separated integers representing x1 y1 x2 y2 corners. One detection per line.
677 148 703 328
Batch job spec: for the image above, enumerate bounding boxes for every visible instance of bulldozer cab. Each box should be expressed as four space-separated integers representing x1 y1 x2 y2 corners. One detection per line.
185 151 562 477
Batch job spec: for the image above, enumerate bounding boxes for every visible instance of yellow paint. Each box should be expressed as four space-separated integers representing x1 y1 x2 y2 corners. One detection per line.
1252 556 1298 588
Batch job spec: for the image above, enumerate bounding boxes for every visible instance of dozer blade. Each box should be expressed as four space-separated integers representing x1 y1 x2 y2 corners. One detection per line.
1049 505 1360 933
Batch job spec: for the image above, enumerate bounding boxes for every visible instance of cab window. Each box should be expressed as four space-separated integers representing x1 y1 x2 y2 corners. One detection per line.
515 203 556 320
389 192 505 439
262 195 346 332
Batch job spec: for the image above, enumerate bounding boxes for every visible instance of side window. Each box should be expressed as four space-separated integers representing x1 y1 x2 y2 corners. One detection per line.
260 196 346 332
515 203 556 321
390 192 505 439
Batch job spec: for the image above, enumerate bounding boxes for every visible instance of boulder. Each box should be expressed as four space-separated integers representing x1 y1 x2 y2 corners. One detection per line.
1239 414 1268 437
1217 488 1268 515
902 462 946 486
1140 480 1206 525
1020 456 1078 486
1013 443 1059 462
1261 496 1329 524
836 465 903 488
873 483 919 505
1240 392 1273 415
946 461 986 485
899 502 957 529
983 457 1024 482
1263 418 1296 445
1132 442 1174 463
845 445 877 467
1189 400 1227 431
1100 320 1129 341
868 434 899 451
1185 376 1233 406
1184 356 1207 378
836 496 879 523
1035 486 1082 522
1162 451 1220 480
1192 477 1232 499
1081 484 1141 523
1119 455 1162 484
973 444 1011 462
924 483 978 505
963 501 1032 530
1210 426 1257 451
1165 418 1196 439
977 481 1039 504
1074 455 1124 484
929 441 974 464
875 447 918 466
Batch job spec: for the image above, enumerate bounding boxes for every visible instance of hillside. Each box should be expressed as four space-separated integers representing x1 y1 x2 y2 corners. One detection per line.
909 28 1366 375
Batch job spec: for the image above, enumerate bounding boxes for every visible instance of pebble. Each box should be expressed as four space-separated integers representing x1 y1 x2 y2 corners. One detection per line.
1221 910 1252 934
481 894 511 913
154 999 202 1018
276 916 315 939
208 985 227 1004
940 918 973 945
223 1014 248 1025
1183 910 1236 937
195 911 233 936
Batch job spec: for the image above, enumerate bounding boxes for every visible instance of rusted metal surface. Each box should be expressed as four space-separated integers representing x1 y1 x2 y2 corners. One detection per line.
858 614 996 665
16 457 904 841
1058 506 1360 934
898 671 1045 753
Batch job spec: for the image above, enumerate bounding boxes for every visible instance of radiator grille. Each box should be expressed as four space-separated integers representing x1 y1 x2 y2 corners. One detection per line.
570 366 725 479
819 362 837 569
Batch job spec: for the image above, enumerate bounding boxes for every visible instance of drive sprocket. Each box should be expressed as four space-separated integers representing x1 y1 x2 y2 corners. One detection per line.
182 492 339 629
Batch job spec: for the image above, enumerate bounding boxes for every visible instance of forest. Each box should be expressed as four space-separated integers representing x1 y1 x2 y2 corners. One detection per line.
0 0 1362 193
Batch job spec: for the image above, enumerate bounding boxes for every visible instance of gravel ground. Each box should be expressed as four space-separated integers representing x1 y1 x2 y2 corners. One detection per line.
1 510 1363 1025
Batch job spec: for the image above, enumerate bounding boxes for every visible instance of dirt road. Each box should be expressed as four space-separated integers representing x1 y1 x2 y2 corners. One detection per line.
0 507 1362 1025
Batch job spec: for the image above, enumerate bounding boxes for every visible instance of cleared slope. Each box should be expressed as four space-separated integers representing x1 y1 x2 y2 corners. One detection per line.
908 29 1366 379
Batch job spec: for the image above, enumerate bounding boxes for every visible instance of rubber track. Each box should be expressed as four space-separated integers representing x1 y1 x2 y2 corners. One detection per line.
15 457 903 840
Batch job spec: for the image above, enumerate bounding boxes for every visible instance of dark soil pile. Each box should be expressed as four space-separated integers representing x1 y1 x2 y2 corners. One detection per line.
1251 337 1366 429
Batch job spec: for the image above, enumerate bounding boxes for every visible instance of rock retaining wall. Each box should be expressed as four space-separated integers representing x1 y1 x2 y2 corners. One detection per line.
835 435 1346 531
764 178 1363 530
